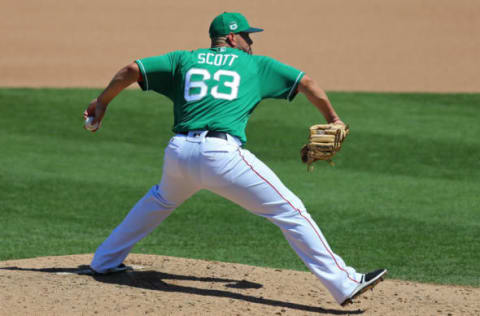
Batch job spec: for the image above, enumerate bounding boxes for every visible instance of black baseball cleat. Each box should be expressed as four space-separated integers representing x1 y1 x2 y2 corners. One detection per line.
341 269 387 306
77 263 133 275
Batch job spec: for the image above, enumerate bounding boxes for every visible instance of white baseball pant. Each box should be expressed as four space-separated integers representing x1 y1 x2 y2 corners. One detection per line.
90 131 362 304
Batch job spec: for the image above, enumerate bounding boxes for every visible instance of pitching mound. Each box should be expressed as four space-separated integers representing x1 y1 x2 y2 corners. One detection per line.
0 254 478 315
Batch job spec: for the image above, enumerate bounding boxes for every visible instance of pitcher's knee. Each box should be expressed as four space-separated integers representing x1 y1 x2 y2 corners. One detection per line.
261 195 307 220
149 185 178 210
282 194 307 215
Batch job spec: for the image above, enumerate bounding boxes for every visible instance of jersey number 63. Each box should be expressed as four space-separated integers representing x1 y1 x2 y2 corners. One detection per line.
184 68 240 102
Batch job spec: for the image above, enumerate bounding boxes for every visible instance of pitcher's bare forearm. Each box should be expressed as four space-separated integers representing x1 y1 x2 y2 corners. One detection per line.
83 62 141 130
97 62 141 106
298 75 342 124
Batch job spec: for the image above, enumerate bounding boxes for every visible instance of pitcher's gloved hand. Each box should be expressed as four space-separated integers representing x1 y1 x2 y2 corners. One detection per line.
300 123 349 170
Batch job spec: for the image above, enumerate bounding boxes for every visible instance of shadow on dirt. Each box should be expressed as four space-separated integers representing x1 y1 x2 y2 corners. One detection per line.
0 266 363 315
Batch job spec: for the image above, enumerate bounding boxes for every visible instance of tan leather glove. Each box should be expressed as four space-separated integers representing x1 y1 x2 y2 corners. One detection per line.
300 123 349 170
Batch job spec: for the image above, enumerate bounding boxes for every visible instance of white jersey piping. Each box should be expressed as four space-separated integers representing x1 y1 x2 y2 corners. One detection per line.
136 59 149 91
287 71 304 101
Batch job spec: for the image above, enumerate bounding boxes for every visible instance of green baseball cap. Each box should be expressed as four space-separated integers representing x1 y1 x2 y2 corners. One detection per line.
209 12 263 38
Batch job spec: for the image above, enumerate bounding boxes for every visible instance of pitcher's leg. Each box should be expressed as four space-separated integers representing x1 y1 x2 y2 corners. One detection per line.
277 211 361 303
91 171 198 273
209 148 361 304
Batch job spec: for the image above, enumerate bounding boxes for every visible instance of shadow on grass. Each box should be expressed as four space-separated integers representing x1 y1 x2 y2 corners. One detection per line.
0 266 363 315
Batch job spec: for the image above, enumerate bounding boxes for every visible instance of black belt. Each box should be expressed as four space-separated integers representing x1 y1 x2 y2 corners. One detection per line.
179 131 228 140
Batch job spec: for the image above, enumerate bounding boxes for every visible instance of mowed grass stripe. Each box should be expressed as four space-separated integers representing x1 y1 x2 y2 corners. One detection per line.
0 88 479 287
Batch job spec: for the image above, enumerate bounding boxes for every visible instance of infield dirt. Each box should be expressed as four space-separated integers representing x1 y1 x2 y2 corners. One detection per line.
1 0 479 92
1 254 479 316
1 0 479 315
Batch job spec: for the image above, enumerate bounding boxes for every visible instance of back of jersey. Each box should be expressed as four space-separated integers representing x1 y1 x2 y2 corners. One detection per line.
136 46 303 144
173 47 261 139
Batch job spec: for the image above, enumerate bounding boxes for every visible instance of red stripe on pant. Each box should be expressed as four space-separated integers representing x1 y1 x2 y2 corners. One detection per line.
237 149 359 284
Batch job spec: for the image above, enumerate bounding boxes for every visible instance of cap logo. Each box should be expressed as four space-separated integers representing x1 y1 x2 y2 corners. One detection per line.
229 23 238 30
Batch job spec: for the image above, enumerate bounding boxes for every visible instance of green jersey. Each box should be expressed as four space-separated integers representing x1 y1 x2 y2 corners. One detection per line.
136 47 304 144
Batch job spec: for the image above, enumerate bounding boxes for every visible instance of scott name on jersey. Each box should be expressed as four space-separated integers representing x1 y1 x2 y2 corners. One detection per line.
197 52 239 67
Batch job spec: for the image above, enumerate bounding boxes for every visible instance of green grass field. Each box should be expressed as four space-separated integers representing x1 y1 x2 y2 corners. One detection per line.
1 88 479 287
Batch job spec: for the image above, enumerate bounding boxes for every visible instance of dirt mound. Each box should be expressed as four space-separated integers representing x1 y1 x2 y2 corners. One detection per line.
0 254 478 315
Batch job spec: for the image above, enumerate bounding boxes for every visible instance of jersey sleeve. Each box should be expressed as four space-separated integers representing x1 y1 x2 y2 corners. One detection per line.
135 51 184 97
254 56 305 101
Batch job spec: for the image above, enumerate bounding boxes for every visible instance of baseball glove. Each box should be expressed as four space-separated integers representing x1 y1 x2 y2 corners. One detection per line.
300 123 349 170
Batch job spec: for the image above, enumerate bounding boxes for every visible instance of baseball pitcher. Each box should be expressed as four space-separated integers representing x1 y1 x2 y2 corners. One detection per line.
83 12 386 306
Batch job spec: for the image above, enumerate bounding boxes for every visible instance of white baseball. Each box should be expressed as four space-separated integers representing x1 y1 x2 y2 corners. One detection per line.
84 116 99 131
